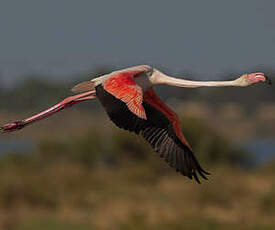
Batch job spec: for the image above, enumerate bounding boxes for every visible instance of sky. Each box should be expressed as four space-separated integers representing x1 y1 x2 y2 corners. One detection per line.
0 0 275 85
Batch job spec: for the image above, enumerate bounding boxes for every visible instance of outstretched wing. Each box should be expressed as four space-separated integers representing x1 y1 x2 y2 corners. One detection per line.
96 78 209 182
142 89 209 182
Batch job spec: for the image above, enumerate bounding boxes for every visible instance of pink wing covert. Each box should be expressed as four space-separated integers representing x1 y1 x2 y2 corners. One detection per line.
103 71 147 120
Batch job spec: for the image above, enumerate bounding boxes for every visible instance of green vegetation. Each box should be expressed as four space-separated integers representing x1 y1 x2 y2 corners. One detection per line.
0 112 274 229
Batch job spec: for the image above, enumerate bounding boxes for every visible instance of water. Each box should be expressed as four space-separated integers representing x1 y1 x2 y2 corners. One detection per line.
234 138 275 168
0 137 36 155
244 139 275 167
0 136 274 168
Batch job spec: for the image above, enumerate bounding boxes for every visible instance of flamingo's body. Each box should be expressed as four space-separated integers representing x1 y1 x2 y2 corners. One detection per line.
1 65 270 183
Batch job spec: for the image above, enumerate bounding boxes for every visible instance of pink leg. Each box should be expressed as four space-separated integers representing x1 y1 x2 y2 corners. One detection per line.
1 90 96 133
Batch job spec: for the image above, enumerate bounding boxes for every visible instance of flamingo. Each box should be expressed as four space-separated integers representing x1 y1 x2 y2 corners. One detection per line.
1 65 270 183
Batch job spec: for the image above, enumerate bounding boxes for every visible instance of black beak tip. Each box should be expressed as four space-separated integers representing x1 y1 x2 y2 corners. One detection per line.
265 76 272 85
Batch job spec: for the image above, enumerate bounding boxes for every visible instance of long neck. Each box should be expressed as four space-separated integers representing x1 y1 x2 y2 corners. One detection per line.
151 70 241 88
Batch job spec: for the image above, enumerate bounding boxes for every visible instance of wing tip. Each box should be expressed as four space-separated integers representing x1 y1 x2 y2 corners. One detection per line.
182 167 210 184
158 148 210 183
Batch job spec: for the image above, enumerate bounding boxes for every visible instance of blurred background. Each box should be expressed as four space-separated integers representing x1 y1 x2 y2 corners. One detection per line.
0 0 275 229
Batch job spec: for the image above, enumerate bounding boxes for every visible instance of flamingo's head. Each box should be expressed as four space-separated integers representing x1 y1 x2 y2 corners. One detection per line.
236 72 272 86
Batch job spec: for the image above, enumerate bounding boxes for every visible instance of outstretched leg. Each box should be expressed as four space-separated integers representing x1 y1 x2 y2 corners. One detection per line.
1 90 96 133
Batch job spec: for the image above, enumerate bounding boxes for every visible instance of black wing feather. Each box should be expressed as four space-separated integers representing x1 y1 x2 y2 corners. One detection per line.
96 85 209 183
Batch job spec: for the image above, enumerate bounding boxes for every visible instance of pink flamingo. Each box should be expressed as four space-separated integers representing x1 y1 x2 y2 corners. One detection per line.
1 65 270 182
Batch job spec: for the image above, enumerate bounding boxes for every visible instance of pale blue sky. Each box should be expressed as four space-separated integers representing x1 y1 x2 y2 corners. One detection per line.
0 0 275 85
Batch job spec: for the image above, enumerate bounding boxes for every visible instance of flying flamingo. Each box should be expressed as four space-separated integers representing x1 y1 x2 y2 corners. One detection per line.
1 65 270 183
